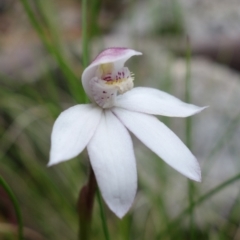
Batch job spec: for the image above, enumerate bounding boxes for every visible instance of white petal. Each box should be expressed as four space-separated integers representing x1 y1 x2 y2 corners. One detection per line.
87 110 137 218
82 48 142 101
115 87 206 117
49 104 102 166
113 108 201 182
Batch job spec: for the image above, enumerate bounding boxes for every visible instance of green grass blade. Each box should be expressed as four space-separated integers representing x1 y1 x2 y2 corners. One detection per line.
0 175 24 240
19 0 85 103
96 188 110 240
185 37 195 238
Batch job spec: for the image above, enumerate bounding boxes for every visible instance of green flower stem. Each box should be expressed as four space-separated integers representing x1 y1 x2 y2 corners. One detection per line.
0 175 24 240
96 188 110 240
184 37 195 239
77 167 97 240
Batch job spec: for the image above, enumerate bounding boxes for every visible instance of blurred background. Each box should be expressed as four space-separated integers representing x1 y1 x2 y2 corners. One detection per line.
1 0 240 239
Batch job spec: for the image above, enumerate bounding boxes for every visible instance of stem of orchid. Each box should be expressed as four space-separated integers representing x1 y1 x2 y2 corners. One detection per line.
77 167 97 240
96 188 110 240
185 36 195 239
0 175 24 240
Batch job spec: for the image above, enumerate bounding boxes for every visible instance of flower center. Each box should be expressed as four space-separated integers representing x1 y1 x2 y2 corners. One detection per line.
90 63 134 108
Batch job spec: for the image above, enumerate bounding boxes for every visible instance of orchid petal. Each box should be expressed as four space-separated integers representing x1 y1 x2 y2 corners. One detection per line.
49 104 102 166
113 108 201 182
115 87 206 117
87 110 137 218
82 48 142 101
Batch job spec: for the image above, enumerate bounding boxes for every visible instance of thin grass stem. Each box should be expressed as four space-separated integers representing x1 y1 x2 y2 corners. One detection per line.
96 188 110 240
82 0 89 69
81 0 90 103
0 175 24 240
185 36 195 239
19 0 84 103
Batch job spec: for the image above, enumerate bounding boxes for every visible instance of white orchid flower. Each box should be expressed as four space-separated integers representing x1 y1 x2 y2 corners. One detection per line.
49 47 205 218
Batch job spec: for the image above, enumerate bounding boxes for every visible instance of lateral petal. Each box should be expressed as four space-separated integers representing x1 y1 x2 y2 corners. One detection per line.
115 87 206 117
113 108 201 182
49 104 102 166
88 110 137 218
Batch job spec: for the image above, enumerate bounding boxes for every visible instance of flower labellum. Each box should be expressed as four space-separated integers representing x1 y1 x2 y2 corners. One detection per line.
49 47 206 218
